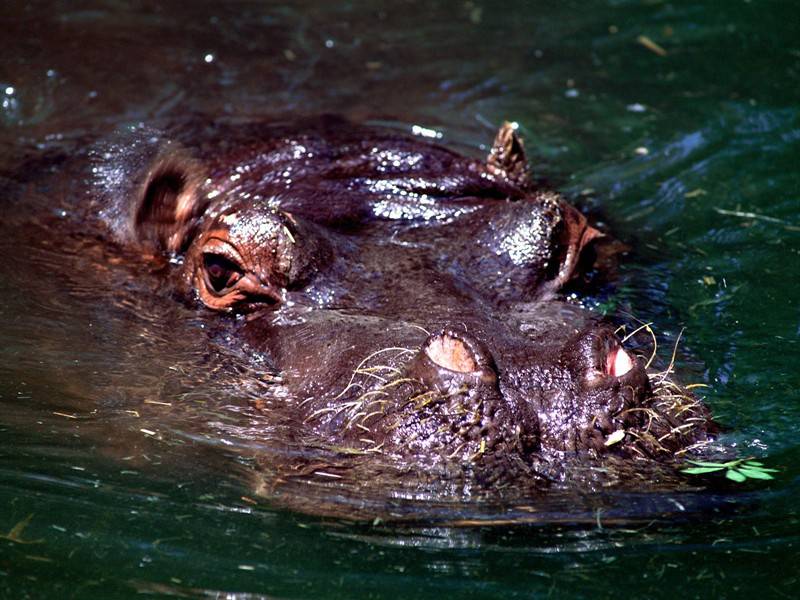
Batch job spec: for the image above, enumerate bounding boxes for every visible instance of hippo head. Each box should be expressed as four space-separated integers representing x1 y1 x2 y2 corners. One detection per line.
96 117 713 492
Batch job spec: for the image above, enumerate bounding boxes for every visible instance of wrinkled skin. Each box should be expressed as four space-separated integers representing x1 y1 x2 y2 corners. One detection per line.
18 116 716 510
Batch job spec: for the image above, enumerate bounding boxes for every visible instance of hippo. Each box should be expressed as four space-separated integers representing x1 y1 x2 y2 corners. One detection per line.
6 115 715 518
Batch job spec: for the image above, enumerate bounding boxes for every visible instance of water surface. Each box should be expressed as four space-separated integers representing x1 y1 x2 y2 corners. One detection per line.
1 1 799 597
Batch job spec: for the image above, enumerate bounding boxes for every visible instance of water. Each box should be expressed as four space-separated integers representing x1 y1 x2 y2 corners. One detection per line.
1 1 799 597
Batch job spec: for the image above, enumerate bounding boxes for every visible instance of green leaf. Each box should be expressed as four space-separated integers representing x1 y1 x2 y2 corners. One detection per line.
742 462 778 472
737 468 775 480
725 469 747 482
681 466 725 475
686 460 732 468
742 461 764 467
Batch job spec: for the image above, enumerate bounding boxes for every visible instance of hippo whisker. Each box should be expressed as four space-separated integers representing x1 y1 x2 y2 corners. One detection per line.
617 320 658 368
657 423 697 443
653 328 685 386
361 409 389 424
331 347 416 401
344 411 368 429
343 377 420 428
304 406 341 422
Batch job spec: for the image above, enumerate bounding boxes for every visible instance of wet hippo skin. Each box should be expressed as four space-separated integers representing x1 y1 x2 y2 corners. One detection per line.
28 116 716 508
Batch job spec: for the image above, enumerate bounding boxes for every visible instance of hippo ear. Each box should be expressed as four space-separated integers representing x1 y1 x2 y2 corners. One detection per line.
92 128 207 255
486 121 530 186
134 150 206 254
549 201 604 288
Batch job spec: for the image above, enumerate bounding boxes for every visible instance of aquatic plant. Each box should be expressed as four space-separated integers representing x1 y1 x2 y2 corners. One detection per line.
681 458 779 482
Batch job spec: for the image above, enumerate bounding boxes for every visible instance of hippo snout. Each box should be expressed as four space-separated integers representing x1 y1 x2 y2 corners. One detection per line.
345 319 656 466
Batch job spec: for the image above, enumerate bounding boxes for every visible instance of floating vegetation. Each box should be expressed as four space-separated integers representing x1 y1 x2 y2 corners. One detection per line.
0 514 43 545
688 284 743 316
681 458 779 482
636 34 668 57
712 207 800 232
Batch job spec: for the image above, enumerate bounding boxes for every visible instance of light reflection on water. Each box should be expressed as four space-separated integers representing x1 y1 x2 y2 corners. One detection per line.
1 0 799 598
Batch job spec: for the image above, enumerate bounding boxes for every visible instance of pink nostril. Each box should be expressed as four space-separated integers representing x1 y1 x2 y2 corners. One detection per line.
606 347 634 377
425 334 479 373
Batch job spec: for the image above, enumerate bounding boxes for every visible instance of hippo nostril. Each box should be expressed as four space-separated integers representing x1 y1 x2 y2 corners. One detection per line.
425 334 479 373
411 329 497 389
606 346 634 378
571 327 643 389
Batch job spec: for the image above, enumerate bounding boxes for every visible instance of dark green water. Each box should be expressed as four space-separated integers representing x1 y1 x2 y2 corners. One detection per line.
1 1 799 597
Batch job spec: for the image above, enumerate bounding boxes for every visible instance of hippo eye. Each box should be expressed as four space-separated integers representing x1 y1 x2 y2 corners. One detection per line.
202 253 244 294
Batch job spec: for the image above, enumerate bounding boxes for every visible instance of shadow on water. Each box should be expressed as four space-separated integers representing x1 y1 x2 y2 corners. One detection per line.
1 0 799 597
